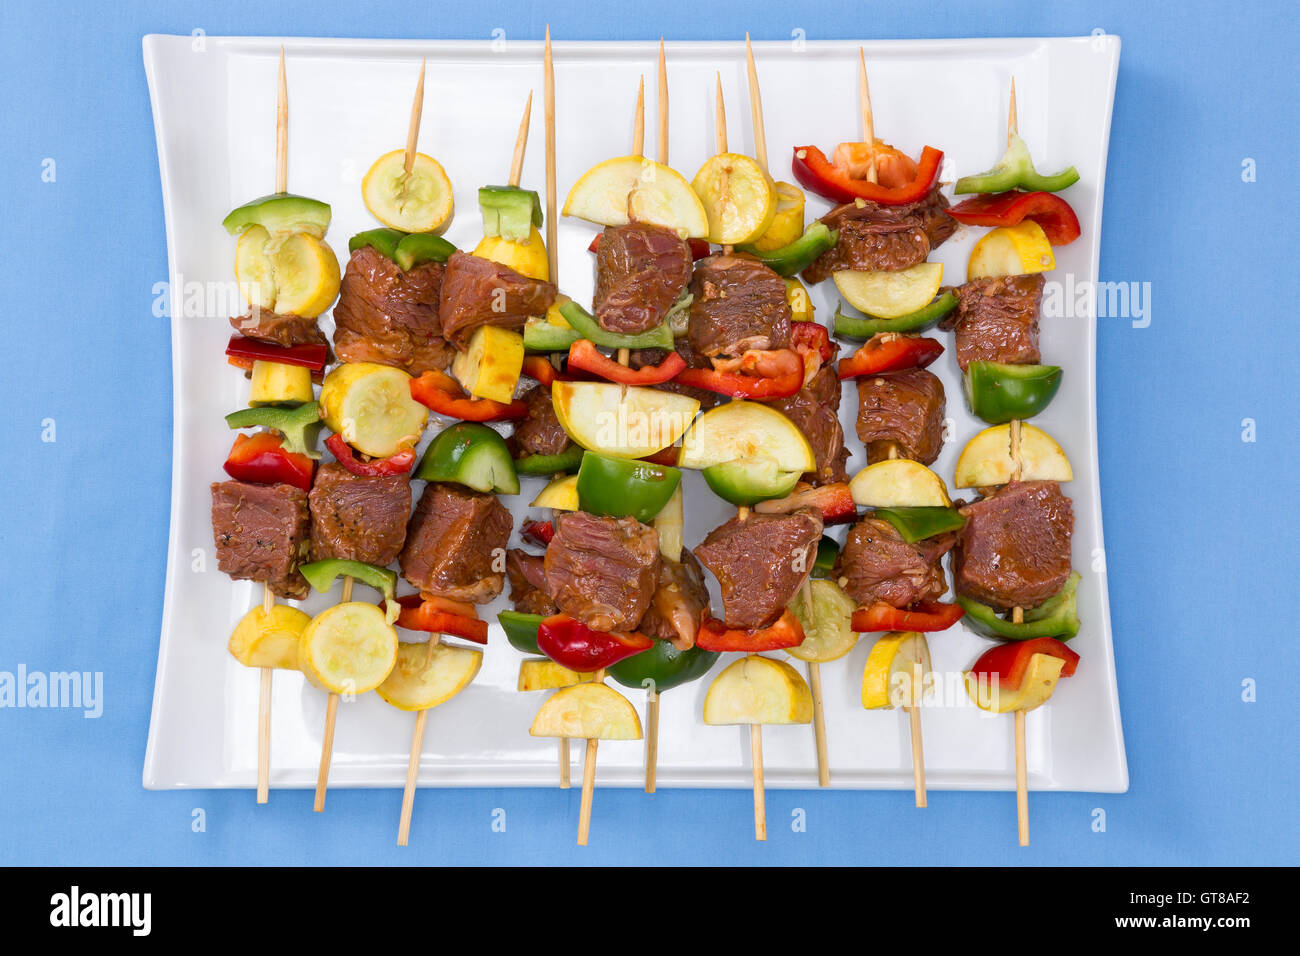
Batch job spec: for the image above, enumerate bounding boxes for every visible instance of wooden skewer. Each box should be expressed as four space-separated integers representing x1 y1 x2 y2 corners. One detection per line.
631 76 645 160
858 48 876 185
275 47 288 194
543 31 570 787
508 91 533 186
576 667 607 845
313 574 354 812
657 38 669 166
908 661 927 806
1003 80 1030 846
404 59 427 175
714 72 728 155
257 49 290 804
747 35 829 788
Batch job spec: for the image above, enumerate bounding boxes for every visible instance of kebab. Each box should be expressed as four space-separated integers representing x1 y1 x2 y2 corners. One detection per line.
523 51 725 844
670 72 822 841
215 49 338 804
943 81 1083 845
302 62 479 814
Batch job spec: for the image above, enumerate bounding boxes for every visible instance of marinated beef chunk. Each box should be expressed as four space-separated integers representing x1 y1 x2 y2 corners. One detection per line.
211 480 311 600
229 310 327 348
836 516 955 609
308 463 410 566
399 483 513 603
765 386 849 486
594 222 693 334
543 512 661 632
855 367 946 465
509 383 572 458
438 251 557 350
506 548 558 617
804 364 844 411
687 254 792 358
638 551 710 650
802 187 957 285
693 510 823 630
953 480 1074 610
942 273 1045 370
332 246 453 374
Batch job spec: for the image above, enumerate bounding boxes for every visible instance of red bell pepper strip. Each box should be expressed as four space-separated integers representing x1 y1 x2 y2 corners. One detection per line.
792 144 944 206
409 369 529 421
521 520 554 547
851 600 965 633
674 348 805 400
567 339 687 385
392 594 489 644
790 321 836 364
696 608 805 652
536 615 653 671
521 355 562 388
225 335 329 371
837 335 944 380
754 482 857 525
588 233 711 260
325 433 416 477
947 190 1082 246
223 432 315 491
969 637 1080 690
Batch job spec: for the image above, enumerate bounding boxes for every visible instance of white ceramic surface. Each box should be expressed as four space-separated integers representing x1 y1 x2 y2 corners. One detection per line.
142 33 1126 792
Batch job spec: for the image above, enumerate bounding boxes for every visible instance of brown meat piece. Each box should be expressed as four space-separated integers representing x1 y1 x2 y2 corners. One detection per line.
688 254 792 358
594 223 693 334
942 273 1045 370
438 251 557 350
953 480 1074 610
855 367 947 465
506 549 558 617
836 516 955 609
629 342 721 410
308 463 410 566
638 551 710 650
543 512 661 631
332 246 453 374
229 310 326 348
693 510 823 630
803 187 957 285
766 387 849 486
509 383 572 458
399 483 513 604
210 480 311 600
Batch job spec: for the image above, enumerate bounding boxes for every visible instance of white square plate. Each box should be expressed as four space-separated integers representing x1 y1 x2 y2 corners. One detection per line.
143 33 1126 792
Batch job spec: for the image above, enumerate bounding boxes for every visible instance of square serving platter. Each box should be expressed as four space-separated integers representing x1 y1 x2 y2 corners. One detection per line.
142 33 1126 792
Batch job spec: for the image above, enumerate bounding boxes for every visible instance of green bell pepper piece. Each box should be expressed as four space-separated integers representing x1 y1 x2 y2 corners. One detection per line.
832 291 958 340
349 228 406 260
609 638 720 694
478 185 543 242
522 315 582 353
954 134 1079 195
576 452 681 523
514 444 585 476
956 572 1081 641
874 506 967 543
736 222 838 277
224 401 323 459
498 610 545 655
298 559 399 624
558 301 674 351
394 232 456 270
811 537 840 579
223 193 331 237
702 457 802 506
963 361 1063 425
416 422 521 495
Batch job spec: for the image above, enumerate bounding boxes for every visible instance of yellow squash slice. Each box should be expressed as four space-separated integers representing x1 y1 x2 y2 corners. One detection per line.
691 152 778 246
849 459 953 508
552 381 698 459
361 149 454 234
228 604 311 670
563 156 708 238
954 423 1073 489
517 659 596 692
529 683 643 739
965 652 1065 714
376 641 483 711
703 655 813 726
967 220 1055 280
861 631 931 709
319 362 428 459
834 262 944 319
677 400 814 474
298 602 398 695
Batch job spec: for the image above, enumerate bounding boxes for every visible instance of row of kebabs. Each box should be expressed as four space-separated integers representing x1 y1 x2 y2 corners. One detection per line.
206 45 1088 840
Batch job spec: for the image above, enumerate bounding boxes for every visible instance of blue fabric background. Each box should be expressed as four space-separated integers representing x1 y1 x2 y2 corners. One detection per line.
0 0 1295 866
